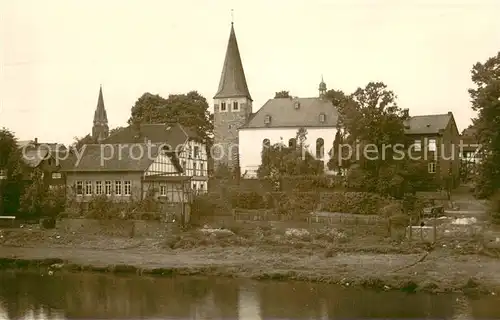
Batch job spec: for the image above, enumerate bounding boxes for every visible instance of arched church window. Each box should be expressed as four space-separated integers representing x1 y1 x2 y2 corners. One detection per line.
316 138 324 159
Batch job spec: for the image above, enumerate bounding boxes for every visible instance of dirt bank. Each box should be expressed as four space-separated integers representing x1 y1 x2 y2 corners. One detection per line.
0 243 499 296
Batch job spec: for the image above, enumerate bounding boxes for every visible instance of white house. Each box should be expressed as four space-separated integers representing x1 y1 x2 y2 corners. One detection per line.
212 22 339 178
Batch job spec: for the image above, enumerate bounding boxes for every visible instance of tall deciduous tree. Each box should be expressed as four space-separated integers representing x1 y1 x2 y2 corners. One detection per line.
128 91 213 143
468 51 500 199
72 134 97 150
0 128 25 214
334 82 436 198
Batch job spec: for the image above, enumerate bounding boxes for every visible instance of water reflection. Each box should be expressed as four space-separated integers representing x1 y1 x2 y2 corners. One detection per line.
0 270 499 319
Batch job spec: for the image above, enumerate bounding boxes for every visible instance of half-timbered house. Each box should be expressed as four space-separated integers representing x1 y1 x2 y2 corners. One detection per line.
102 123 208 193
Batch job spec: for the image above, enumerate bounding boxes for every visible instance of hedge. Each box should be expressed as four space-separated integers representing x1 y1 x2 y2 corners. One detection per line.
319 192 392 215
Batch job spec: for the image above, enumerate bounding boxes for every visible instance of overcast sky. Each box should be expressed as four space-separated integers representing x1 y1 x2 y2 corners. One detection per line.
1 0 499 144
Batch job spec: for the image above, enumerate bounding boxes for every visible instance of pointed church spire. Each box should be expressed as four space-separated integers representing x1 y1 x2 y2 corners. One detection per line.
93 85 108 125
214 22 252 101
92 85 109 142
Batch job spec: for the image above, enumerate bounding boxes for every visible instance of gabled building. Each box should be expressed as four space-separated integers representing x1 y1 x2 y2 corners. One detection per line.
212 22 340 178
101 123 208 193
60 143 192 203
459 126 481 182
17 138 68 188
404 112 461 188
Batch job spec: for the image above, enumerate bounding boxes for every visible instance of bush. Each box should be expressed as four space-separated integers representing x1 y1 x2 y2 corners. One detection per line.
489 191 500 224
229 190 264 209
320 192 391 215
191 192 231 218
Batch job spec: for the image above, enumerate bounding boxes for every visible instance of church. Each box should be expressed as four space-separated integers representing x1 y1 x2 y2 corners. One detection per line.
212 22 339 178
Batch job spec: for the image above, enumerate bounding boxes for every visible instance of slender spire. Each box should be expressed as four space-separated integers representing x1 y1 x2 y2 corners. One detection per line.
214 22 252 101
93 85 108 125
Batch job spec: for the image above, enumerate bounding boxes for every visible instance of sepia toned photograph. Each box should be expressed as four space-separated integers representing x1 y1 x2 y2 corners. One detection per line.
1 0 500 319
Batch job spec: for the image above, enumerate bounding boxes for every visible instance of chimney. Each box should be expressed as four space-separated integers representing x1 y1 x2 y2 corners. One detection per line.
448 111 453 116
34 137 38 145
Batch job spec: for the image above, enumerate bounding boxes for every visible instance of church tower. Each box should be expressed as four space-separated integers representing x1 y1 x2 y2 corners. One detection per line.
213 22 252 173
92 85 109 142
319 76 327 98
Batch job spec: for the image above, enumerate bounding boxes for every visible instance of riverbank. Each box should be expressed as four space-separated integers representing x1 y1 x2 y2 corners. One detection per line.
0 243 499 296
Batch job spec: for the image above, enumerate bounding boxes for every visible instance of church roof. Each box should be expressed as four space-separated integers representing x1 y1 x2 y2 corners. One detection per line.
93 86 108 125
213 24 252 101
242 97 339 129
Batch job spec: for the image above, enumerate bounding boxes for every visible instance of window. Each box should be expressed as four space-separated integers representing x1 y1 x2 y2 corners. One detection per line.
264 115 271 124
194 146 200 158
76 181 83 195
233 101 239 111
200 163 204 176
105 181 112 196
319 113 326 123
428 139 436 152
115 180 122 195
182 160 187 172
193 163 197 176
263 139 270 148
160 185 167 196
221 102 227 111
192 183 197 190
316 138 325 159
0 169 6 178
200 182 205 192
51 172 62 179
124 181 131 196
428 162 436 173
288 138 296 148
85 181 92 195
96 181 103 195
413 140 421 152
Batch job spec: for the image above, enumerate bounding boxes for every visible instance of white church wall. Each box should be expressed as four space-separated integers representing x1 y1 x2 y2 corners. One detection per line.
238 127 338 178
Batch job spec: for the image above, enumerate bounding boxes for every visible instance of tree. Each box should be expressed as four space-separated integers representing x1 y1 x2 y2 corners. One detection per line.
109 127 124 136
468 51 500 199
128 91 213 143
0 128 25 214
19 168 45 218
257 128 323 178
72 134 97 150
275 91 291 98
335 82 437 198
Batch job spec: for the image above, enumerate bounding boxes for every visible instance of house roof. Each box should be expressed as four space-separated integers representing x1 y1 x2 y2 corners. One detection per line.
18 143 68 168
213 23 252 101
241 97 339 129
101 123 199 150
60 143 160 172
404 113 453 135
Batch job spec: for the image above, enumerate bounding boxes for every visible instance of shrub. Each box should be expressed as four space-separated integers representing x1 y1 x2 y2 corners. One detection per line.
229 190 264 209
489 190 500 224
191 192 231 218
320 192 390 215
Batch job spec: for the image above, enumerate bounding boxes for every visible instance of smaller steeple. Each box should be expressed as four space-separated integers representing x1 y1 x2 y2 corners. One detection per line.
318 75 327 98
92 85 109 142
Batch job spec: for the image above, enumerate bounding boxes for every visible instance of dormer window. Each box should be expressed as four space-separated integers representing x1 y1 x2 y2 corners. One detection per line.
264 115 271 124
294 101 300 109
221 102 227 112
319 113 326 123
233 101 239 111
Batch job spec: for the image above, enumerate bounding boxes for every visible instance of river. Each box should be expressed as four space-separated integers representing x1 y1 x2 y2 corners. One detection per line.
0 271 499 319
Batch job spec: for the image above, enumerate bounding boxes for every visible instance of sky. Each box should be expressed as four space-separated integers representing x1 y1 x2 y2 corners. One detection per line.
1 0 499 145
